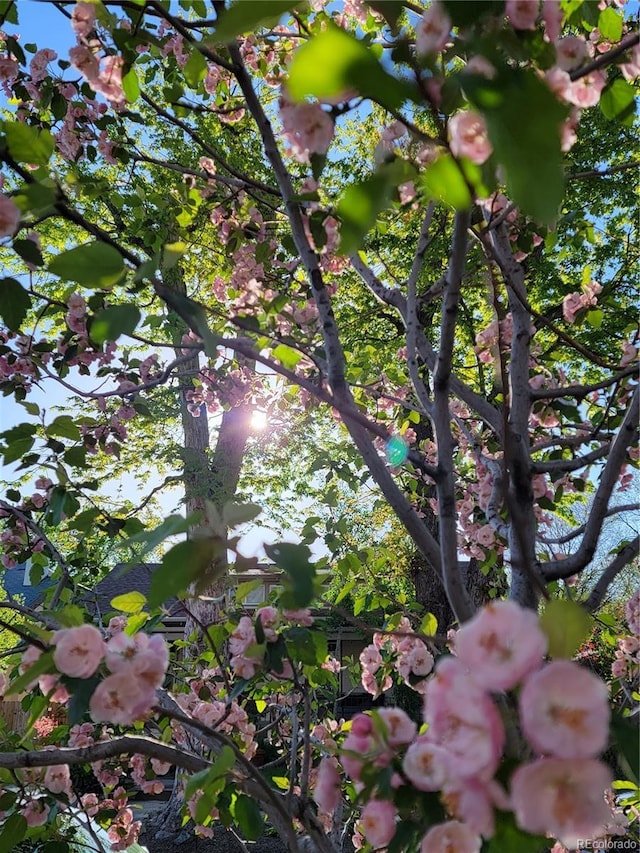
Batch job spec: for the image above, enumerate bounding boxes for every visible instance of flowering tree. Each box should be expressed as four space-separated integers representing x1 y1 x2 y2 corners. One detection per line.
0 1 638 851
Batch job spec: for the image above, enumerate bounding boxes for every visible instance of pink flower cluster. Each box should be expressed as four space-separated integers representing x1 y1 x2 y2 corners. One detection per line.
612 590 640 682
90 630 168 725
342 601 616 849
279 95 335 163
415 2 451 56
562 279 602 324
448 111 493 165
358 617 434 697
17 625 169 727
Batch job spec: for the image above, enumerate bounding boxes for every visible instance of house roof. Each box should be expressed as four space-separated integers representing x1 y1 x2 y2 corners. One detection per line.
2 563 55 607
79 562 183 620
79 562 284 621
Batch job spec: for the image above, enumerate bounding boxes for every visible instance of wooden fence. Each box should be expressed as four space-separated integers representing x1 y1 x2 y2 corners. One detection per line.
0 698 29 733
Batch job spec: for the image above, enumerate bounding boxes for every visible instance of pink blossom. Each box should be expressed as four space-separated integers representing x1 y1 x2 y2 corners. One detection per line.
69 45 99 81
21 798 50 827
72 2 96 38
506 0 540 30
81 792 100 816
0 58 18 83
566 70 607 107
398 644 434 681
107 807 142 852
0 194 21 237
416 2 451 56
402 737 450 790
420 820 481 853
359 643 383 673
475 524 496 549
465 56 496 78
105 631 168 690
442 778 509 838
44 764 72 795
256 605 279 641
283 608 314 626
376 707 417 747
95 54 125 107
510 758 613 848
620 42 640 82
448 111 493 165
314 757 342 814
625 588 640 635
38 673 70 704
279 97 334 163
555 36 590 70
361 799 397 848
520 660 610 758
29 48 57 83
542 0 564 42
229 615 257 656
53 624 105 679
454 600 547 692
423 657 505 779
89 670 155 725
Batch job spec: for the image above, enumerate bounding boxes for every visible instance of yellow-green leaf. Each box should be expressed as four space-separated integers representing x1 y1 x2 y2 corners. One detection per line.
540 598 593 659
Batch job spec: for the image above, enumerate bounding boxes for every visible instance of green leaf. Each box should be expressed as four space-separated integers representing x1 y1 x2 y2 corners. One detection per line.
599 77 636 127
272 344 302 369
148 538 216 608
539 598 593 659
70 507 100 532
49 242 125 288
0 813 27 853
485 811 549 853
233 795 264 841
12 237 44 268
421 153 472 210
287 22 415 112
586 308 603 328
337 172 393 254
3 121 54 165
266 542 316 608
90 304 141 345
234 579 263 605
442 0 503 25
597 7 622 42
184 745 235 800
213 0 301 42
48 415 82 442
122 67 141 102
53 605 86 627
419 612 438 636
42 842 70 853
46 486 80 526
611 713 639 784
0 277 31 330
222 501 262 527
367 1 403 28
118 514 195 556
465 69 567 224
65 675 101 726
111 591 147 613
162 241 186 270
6 650 55 696
183 48 207 88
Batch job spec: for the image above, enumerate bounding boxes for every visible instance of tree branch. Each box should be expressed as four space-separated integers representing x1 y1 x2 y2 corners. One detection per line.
583 535 640 612
540 503 640 545
542 386 639 578
432 211 475 623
